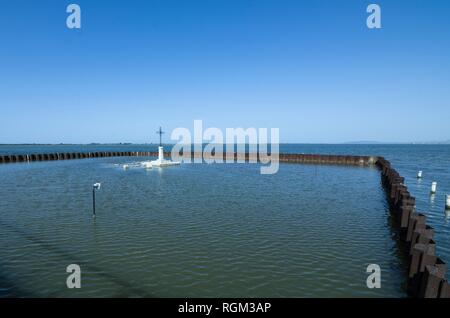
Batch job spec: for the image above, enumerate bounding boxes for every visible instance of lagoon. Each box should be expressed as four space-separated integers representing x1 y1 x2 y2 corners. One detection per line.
0 151 408 297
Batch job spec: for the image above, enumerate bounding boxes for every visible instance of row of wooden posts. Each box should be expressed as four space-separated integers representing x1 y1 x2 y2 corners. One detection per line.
0 151 377 165
376 157 450 298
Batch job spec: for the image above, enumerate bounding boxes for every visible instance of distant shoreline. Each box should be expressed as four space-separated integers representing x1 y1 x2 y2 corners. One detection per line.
1 143 450 146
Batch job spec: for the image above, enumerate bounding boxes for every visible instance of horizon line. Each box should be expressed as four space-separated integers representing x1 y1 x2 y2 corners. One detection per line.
1 142 450 146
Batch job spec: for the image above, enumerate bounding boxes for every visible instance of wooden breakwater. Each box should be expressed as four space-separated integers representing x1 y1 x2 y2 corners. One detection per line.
0 151 378 166
0 151 157 163
376 157 450 298
0 150 447 297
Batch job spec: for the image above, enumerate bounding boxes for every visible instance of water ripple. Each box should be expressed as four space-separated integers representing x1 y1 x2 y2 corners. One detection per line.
0 158 405 297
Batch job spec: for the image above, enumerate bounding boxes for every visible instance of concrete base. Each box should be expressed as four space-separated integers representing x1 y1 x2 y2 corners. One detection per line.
150 159 180 167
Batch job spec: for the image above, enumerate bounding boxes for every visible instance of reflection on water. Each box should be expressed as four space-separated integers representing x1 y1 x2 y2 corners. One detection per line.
430 194 436 205
0 157 406 297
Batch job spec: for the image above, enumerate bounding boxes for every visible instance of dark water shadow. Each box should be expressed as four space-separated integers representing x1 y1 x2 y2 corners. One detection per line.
0 220 156 298
0 271 33 298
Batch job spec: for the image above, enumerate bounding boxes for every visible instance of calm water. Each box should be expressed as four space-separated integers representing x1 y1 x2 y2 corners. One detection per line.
1 144 449 298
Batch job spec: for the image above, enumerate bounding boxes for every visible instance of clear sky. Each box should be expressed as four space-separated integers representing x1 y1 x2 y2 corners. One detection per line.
0 0 449 144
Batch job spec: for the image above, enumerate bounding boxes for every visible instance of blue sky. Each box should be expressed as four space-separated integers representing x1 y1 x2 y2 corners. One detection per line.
0 0 449 144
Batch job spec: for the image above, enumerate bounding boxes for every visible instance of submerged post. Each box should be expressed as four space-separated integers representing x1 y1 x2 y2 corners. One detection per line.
92 183 101 217
92 188 95 216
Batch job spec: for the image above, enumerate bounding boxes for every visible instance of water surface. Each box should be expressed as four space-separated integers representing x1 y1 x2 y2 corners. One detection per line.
0 154 406 297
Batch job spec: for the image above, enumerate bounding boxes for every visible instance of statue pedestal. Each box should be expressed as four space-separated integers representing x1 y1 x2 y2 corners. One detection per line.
149 146 180 167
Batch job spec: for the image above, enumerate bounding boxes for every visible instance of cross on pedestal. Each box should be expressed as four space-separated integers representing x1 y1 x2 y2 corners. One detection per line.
156 126 165 147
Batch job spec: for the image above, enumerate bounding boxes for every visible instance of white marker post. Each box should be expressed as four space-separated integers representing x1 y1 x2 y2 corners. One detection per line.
431 182 437 194
417 171 423 178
